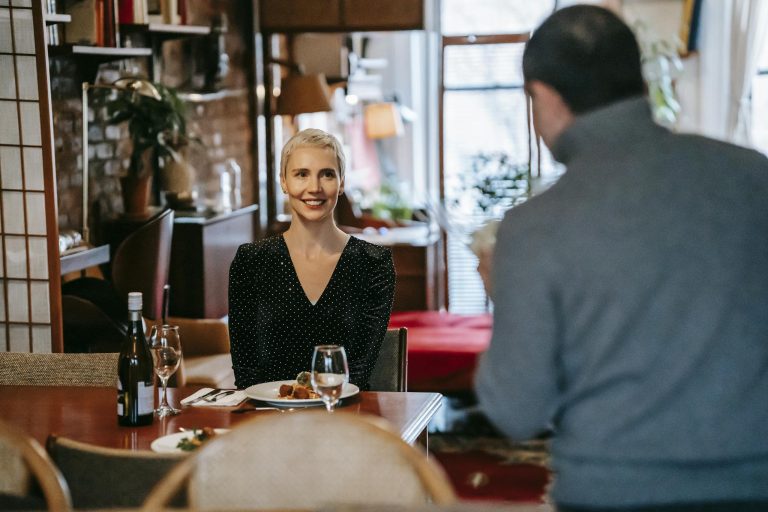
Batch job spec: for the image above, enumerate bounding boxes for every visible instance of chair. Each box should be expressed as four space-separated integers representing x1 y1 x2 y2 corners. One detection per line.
0 352 119 386
143 411 457 510
369 327 408 391
110 208 174 321
169 316 235 388
0 420 72 512
46 435 183 509
62 209 174 352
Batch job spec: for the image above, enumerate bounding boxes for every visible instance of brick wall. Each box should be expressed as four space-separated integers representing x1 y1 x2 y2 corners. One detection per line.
50 0 255 245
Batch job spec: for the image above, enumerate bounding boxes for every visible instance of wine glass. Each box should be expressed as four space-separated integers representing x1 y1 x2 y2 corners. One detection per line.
311 345 349 412
149 324 183 417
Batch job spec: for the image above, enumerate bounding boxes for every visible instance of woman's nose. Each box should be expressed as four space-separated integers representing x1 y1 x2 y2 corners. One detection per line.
309 176 322 192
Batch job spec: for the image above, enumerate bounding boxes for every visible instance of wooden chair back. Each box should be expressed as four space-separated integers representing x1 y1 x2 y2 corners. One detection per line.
143 411 456 510
46 435 183 509
369 327 408 391
112 208 174 320
0 352 119 386
0 420 71 512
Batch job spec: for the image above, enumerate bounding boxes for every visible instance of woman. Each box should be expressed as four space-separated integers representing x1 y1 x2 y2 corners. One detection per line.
228 129 396 390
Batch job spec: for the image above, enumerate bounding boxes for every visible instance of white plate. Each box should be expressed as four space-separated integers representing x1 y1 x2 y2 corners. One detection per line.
244 380 359 407
150 428 230 454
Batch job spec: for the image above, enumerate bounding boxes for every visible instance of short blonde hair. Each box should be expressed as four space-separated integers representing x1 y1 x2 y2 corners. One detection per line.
280 128 345 180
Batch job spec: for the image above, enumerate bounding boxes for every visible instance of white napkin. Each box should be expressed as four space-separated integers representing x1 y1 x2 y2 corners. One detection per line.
181 388 248 407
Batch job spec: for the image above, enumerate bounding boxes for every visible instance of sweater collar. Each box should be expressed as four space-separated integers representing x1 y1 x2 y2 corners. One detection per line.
550 96 656 164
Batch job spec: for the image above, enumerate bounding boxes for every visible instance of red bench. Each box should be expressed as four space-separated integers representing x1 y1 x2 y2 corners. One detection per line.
389 311 492 393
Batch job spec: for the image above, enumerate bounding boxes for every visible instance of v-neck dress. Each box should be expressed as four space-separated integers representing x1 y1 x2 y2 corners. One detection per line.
228 235 395 390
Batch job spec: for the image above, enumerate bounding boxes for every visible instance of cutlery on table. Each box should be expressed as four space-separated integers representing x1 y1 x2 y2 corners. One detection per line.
204 390 236 402
186 389 221 405
231 406 290 414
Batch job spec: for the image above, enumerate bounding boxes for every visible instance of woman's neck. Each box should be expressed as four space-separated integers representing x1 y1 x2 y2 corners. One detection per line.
283 217 348 257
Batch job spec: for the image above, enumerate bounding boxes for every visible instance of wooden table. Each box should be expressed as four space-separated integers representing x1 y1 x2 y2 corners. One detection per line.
0 386 442 450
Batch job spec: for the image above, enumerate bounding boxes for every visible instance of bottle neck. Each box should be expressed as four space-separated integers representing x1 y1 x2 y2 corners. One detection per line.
128 310 142 324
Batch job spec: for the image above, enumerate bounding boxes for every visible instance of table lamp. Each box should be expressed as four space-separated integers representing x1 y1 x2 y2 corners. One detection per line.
81 78 160 244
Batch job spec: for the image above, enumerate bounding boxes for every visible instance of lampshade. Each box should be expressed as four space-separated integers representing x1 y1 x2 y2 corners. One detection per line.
276 73 332 116
112 77 162 100
364 102 404 139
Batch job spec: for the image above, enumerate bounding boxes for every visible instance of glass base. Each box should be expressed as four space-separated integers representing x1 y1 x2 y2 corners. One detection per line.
155 405 180 417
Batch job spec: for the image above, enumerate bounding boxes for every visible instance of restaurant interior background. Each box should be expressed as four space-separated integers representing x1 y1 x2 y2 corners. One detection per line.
1 0 767 354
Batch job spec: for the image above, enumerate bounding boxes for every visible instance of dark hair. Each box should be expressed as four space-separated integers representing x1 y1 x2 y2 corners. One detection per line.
522 5 644 114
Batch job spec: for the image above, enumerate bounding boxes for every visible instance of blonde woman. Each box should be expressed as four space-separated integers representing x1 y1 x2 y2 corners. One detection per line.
228 129 395 389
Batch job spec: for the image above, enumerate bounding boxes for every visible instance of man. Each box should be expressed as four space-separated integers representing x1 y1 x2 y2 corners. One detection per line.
475 5 768 512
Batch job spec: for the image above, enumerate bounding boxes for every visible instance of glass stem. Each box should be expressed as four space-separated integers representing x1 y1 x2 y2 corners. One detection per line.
160 377 169 408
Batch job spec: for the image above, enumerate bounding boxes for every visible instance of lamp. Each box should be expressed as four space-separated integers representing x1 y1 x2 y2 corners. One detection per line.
270 59 332 116
80 78 160 243
363 102 404 139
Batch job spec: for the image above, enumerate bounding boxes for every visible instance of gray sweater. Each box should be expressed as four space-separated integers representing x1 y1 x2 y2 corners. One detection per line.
475 97 768 507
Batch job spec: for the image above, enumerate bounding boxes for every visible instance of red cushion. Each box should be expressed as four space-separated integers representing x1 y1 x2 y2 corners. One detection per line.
389 312 491 392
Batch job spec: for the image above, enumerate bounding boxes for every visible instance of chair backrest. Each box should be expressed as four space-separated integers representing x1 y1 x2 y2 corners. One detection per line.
369 327 408 391
112 208 174 320
0 420 72 512
0 352 119 386
61 295 127 353
46 435 183 509
143 411 456 510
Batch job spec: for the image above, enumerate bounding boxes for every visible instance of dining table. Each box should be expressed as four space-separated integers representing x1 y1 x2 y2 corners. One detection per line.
0 385 443 451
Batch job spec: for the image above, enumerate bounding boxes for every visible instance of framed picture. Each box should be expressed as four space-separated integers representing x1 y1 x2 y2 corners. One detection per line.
679 0 703 56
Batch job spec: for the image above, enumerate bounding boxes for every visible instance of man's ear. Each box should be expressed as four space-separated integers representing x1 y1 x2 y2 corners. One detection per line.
527 80 575 148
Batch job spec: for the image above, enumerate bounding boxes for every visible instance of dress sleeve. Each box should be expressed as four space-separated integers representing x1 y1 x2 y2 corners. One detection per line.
228 244 261 389
347 248 395 389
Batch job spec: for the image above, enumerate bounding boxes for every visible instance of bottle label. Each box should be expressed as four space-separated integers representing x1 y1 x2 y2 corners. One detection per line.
138 381 154 415
117 378 124 415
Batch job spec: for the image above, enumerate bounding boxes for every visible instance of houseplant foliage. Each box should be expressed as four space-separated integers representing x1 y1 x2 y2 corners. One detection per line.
453 151 530 219
105 80 189 178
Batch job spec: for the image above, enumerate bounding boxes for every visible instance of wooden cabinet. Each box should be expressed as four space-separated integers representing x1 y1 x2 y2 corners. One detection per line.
259 0 428 32
355 226 442 311
168 205 260 319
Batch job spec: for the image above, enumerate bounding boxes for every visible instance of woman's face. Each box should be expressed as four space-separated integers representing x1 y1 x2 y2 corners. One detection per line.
281 146 343 223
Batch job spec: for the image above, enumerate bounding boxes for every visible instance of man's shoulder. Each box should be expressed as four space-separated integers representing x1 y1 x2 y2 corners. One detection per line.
673 131 768 166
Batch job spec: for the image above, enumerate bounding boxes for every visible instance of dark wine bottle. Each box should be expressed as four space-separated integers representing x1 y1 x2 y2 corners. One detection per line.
117 292 155 426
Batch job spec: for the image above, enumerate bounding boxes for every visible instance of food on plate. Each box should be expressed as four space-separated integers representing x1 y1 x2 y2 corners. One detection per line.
278 372 320 399
176 427 217 452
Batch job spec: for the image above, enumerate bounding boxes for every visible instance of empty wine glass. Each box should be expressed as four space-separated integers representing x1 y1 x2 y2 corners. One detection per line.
311 345 349 412
149 324 182 417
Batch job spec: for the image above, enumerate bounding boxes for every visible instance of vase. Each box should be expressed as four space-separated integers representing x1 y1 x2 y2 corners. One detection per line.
120 173 153 218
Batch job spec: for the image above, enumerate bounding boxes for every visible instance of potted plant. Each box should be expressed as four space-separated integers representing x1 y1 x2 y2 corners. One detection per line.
102 79 190 216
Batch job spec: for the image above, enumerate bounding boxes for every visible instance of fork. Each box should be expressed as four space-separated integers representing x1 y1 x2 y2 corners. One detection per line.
203 390 236 402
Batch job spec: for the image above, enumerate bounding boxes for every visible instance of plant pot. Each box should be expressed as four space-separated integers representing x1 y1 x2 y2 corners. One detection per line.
120 173 153 218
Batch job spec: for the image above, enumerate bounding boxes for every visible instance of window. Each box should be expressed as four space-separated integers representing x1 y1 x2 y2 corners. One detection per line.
441 1 557 314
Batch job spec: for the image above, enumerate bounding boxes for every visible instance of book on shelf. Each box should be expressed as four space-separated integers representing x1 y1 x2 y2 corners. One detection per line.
63 0 120 47
118 0 147 25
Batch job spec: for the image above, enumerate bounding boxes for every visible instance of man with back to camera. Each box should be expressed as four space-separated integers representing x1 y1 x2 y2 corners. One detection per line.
474 5 768 512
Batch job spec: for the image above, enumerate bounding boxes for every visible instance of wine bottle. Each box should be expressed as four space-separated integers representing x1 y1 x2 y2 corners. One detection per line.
117 291 155 426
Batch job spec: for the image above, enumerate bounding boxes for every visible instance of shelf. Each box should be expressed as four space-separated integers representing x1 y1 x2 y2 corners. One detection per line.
47 45 152 81
121 23 211 41
45 13 71 25
48 44 153 59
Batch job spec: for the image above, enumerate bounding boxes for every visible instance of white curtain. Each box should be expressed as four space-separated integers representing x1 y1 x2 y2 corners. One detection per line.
696 0 768 145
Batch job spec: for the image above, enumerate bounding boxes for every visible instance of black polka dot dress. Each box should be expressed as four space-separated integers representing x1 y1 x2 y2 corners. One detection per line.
228 235 395 390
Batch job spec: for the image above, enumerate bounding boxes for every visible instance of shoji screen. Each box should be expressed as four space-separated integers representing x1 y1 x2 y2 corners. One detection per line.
0 0 62 352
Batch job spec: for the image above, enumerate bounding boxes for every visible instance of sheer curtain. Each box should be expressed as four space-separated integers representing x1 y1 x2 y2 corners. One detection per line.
696 0 768 145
